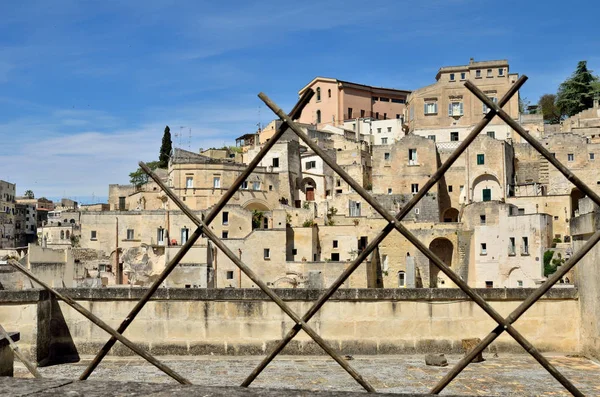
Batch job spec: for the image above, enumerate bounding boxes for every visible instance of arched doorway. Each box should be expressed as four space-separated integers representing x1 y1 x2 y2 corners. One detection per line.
443 208 459 222
300 177 317 201
472 174 502 202
570 188 585 217
428 238 453 288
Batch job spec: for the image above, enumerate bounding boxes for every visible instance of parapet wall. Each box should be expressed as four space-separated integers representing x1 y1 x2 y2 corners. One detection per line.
0 288 580 362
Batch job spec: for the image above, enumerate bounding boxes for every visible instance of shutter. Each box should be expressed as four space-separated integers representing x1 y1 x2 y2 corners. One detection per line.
423 103 427 114
459 102 464 115
448 103 453 116
433 102 438 114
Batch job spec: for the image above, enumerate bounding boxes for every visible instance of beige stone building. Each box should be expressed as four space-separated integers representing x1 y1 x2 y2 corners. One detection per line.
0 180 16 248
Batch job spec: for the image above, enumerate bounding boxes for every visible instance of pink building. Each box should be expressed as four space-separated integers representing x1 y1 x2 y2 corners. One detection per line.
297 77 411 128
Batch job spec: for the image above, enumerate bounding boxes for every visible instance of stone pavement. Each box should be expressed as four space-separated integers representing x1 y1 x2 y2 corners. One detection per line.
11 354 600 396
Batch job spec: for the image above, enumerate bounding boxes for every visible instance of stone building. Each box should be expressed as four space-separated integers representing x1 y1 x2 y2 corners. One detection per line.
0 180 16 248
406 58 520 143
297 77 410 128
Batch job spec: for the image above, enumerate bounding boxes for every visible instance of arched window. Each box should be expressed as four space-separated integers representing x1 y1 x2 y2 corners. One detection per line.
66 230 70 239
316 87 321 101
316 110 321 124
60 230 65 239
328 89 331 98
70 219 75 224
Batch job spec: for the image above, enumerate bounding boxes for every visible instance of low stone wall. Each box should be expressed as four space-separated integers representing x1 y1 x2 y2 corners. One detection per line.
0 288 580 362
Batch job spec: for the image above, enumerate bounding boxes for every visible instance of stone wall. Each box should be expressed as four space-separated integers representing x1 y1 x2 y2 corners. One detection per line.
0 288 580 362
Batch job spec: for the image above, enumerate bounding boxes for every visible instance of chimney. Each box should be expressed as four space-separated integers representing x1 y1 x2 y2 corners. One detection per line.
469 57 475 64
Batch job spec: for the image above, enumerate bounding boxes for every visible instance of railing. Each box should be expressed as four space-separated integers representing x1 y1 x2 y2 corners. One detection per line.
5 77 599 396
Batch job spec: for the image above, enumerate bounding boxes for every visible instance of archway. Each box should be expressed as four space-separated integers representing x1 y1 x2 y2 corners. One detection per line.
442 207 459 222
507 267 527 288
242 200 270 212
570 188 585 217
300 177 317 201
428 238 453 288
472 174 502 202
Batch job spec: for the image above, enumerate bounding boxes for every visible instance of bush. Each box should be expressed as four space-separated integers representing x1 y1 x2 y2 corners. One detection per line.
302 219 314 227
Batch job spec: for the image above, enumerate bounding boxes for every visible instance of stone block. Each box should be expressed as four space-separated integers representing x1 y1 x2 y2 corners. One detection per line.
425 353 448 367
150 342 188 356
188 342 226 355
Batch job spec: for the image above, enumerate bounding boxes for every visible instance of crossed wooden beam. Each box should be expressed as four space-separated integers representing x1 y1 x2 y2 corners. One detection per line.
7 77 599 396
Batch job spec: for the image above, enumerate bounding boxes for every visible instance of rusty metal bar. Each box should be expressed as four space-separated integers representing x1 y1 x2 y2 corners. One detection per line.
6 259 191 385
432 228 600 396
78 88 314 382
245 80 529 386
141 165 376 392
0 323 42 378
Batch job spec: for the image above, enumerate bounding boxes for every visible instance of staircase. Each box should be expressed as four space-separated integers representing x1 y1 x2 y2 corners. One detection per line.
539 154 549 185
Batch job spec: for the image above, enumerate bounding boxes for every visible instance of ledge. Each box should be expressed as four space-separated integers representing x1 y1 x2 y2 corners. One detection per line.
0 287 578 303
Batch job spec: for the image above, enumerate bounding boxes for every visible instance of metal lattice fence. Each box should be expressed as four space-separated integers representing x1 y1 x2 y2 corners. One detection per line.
6 76 600 396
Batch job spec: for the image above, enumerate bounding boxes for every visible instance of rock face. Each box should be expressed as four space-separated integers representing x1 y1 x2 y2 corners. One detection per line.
425 353 448 367
462 338 485 363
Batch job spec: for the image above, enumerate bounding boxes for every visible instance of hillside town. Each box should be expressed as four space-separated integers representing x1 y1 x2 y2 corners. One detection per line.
2 58 600 292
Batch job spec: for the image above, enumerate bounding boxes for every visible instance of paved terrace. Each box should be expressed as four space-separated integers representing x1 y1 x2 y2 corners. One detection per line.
7 354 600 396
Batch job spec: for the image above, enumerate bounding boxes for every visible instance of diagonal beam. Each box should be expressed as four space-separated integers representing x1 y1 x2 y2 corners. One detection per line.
78 87 315 381
0 323 42 378
5 259 191 385
246 79 530 386
140 164 376 392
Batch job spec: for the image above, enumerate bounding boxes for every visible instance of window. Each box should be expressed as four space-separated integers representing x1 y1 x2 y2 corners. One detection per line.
305 160 316 170
590 153 595 161
213 177 220 188
396 114 401 119
517 280 523 287
127 229 134 240
384 152 390 161
509 237 516 255
567 153 574 162
480 215 486 224
476 70 481 78
481 243 487 255
91 230 97 240
375 112 379 119
66 230 70 239
241 180 248 189
477 154 485 165
398 271 406 287
377 127 382 133
264 248 270 259
292 249 297 255
428 135 436 142
448 102 464 116
411 183 419 194
60 230 65 239
316 110 321 123
222 231 229 239
333 240 338 248
450 132 459 141
518 208 525 215
482 189 491 202
460 72 466 80
380 97 390 102
498 68 504 76
424 102 438 115
222 211 229 225
486 131 496 139
331 253 340 261
226 271 234 280
349 200 361 217
388 188 393 195
328 89 331 98
483 97 498 113
487 69 493 77
521 237 529 255
408 148 417 165
181 228 189 244
449 73 455 81
347 107 353 119
360 110 365 118
316 87 321 101
186 177 193 188
383 113 387 120
381 138 388 144
252 181 261 191
272 157 279 168
485 281 493 288
387 127 392 132
118 196 126 211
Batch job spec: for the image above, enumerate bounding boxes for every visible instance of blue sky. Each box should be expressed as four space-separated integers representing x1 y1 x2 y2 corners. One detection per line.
1 0 599 202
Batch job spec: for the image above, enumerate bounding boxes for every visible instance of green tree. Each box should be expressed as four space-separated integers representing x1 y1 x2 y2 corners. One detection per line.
556 61 599 117
129 160 161 188
159 125 172 168
538 94 562 124
23 190 34 199
543 250 555 277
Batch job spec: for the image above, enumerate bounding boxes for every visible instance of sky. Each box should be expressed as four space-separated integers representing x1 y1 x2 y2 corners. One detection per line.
1 0 599 203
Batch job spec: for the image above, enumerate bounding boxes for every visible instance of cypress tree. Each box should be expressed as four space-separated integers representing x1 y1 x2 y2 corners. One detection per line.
159 125 172 168
556 61 598 117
